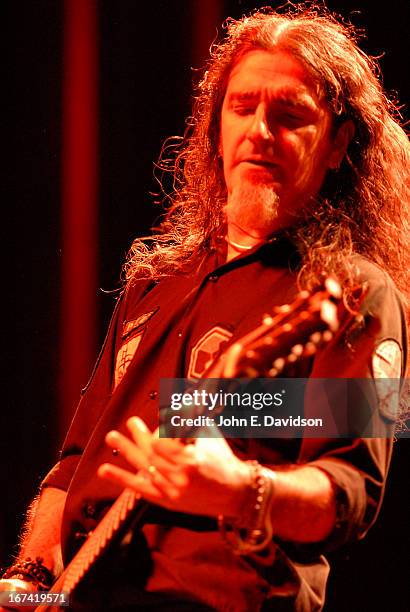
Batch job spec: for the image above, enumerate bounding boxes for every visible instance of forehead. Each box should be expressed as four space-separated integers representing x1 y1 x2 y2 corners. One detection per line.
225 49 322 107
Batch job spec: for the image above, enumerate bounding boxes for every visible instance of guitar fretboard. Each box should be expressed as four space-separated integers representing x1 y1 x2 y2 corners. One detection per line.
36 488 140 611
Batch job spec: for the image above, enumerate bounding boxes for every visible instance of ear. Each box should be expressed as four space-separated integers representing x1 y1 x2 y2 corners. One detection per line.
328 120 355 169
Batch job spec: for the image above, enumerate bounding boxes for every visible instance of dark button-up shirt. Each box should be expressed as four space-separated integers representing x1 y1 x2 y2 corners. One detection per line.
43 237 407 611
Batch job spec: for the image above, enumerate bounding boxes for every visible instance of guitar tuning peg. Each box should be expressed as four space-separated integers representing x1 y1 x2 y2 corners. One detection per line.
310 331 322 344
246 349 257 359
268 367 278 377
298 290 310 299
324 277 342 298
320 300 338 331
273 357 285 371
275 304 291 313
304 341 317 355
322 330 333 342
244 366 259 377
263 314 274 325
291 344 304 356
264 337 273 345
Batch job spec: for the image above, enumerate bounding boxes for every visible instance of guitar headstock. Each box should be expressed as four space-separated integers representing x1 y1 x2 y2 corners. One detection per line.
213 277 343 379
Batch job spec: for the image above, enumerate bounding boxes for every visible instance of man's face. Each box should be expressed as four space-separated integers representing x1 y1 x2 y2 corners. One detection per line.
220 49 345 236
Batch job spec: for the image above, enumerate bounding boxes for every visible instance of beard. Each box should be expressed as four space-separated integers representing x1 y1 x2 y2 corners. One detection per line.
225 182 280 238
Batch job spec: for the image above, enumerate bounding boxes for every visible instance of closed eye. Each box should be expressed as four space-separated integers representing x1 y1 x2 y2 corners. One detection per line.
231 104 257 116
277 112 311 128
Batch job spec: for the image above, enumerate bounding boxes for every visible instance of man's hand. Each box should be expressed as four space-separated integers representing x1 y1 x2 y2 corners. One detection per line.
0 487 65 612
98 417 250 519
98 416 338 543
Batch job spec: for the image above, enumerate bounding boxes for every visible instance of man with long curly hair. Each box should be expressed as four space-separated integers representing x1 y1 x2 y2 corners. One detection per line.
1 6 408 612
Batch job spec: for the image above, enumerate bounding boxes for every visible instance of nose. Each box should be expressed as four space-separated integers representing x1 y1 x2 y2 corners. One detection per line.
247 103 274 145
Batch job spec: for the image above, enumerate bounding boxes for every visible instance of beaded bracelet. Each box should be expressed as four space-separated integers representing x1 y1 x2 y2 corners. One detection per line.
218 461 276 555
2 557 53 591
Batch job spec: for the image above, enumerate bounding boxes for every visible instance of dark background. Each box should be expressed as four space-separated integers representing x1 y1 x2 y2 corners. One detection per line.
4 1 409 610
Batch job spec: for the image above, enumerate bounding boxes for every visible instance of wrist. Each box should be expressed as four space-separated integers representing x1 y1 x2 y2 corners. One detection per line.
218 461 276 555
224 459 253 519
2 558 53 591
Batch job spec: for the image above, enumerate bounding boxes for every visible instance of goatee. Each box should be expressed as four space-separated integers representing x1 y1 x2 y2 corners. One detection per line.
225 183 280 237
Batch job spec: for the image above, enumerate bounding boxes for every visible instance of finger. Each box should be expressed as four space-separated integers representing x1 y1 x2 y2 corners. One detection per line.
147 464 185 499
150 441 197 487
98 463 180 504
126 417 155 454
149 456 190 488
98 463 161 499
148 452 187 479
121 422 186 481
151 438 188 462
105 430 149 471
107 427 188 486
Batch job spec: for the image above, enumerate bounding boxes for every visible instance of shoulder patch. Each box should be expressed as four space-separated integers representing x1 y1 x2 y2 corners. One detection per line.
372 339 402 379
372 339 402 421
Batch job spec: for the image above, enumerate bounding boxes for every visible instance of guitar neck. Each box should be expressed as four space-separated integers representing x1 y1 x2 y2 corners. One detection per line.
35 488 146 611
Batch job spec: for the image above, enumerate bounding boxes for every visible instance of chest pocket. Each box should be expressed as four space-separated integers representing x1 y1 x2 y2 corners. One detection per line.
114 308 159 389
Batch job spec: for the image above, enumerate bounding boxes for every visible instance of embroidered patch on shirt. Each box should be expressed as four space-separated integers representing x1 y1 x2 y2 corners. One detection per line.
372 339 402 379
122 308 158 339
188 326 233 378
372 339 402 420
114 308 159 389
114 332 144 389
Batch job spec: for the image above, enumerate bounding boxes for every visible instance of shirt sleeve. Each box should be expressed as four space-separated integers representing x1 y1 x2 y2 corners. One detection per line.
279 260 407 558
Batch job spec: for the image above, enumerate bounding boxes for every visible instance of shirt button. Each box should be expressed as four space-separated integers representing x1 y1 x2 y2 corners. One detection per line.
177 331 183 338
208 274 219 283
83 503 96 519
149 390 158 400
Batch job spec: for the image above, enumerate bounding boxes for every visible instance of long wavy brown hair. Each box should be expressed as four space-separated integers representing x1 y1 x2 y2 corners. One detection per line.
123 4 410 310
